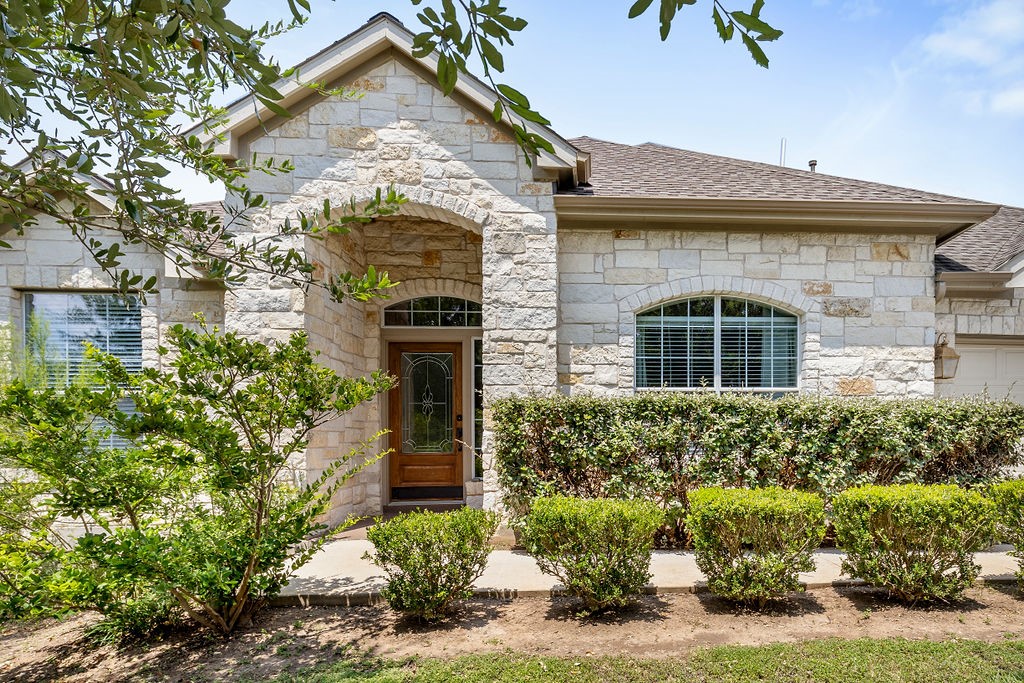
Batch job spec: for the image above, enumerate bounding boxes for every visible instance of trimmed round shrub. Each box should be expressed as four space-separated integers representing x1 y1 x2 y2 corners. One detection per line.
834 484 995 602
990 479 1024 583
522 495 663 612
687 487 825 606
364 508 499 620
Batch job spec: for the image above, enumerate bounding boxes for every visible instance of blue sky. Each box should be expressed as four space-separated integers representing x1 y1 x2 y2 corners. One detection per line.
185 0 1024 207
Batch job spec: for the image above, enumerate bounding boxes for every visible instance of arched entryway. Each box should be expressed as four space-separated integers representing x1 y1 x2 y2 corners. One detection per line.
382 294 483 503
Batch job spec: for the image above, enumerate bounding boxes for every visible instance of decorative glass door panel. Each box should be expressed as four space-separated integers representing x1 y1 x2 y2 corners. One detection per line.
388 342 463 499
401 353 453 453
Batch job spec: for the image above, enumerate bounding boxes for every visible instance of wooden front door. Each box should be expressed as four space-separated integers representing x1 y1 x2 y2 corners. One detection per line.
388 342 464 500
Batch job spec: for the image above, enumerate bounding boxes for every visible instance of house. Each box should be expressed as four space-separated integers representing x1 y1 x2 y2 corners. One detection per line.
3 13 1023 524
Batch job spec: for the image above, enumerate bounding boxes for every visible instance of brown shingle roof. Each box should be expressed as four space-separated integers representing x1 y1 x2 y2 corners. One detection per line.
189 200 227 220
566 136 976 204
936 206 1024 273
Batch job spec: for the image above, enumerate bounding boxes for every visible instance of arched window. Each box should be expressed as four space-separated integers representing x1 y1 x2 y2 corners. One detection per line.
383 296 482 327
636 296 799 392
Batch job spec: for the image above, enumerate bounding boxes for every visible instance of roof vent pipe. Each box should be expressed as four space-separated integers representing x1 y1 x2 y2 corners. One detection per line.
809 159 818 173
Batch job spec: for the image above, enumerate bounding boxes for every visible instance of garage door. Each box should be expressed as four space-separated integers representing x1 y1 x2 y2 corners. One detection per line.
936 337 1024 402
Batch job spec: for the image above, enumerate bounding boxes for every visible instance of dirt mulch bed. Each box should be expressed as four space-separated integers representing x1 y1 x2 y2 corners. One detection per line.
3 585 1024 682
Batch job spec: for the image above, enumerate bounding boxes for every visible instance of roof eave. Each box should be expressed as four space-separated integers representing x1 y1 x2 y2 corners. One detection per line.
936 270 1014 301
553 196 999 237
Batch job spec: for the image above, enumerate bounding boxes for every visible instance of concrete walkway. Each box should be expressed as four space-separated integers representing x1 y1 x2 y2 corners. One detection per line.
276 540 1021 607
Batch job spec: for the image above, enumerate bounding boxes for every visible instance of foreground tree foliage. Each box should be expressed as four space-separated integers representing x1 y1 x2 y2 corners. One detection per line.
0 1 778 299
0 323 393 636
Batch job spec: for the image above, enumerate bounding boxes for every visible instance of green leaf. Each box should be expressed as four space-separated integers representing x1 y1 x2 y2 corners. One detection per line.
436 54 458 95
508 103 550 125
480 38 504 72
494 14 528 32
628 0 655 19
712 7 730 43
496 83 529 108
123 200 140 222
741 32 769 68
731 10 776 37
256 96 292 119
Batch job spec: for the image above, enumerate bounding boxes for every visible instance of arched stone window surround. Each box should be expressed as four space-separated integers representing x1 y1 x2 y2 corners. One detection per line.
618 276 821 392
376 278 483 316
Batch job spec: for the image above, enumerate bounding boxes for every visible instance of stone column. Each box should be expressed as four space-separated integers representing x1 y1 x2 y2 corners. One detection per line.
480 204 559 510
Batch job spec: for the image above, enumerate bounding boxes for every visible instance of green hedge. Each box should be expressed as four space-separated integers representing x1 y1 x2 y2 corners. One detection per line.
493 393 1024 546
688 487 825 606
990 480 1024 583
522 496 663 612
834 484 995 601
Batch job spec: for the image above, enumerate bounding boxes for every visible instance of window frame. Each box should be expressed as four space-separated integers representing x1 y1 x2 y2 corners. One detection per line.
382 296 483 329
634 295 801 394
22 291 144 385
21 290 144 450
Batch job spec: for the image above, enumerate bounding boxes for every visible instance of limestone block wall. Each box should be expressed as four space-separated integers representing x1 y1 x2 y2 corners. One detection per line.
0 211 224 372
558 228 937 397
935 292 1024 395
362 216 482 287
232 56 558 514
936 293 1024 340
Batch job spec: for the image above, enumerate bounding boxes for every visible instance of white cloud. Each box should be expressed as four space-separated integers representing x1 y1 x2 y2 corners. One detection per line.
992 85 1024 115
918 1 1024 116
922 0 1024 67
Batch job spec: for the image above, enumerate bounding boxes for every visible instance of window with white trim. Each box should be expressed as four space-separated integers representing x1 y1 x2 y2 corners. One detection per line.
24 292 143 386
635 296 798 392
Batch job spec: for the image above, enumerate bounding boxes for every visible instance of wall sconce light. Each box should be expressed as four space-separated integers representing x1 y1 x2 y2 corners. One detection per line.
934 333 960 380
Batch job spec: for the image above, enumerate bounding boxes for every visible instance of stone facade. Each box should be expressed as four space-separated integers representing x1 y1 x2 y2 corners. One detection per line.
934 292 1024 395
0 208 224 372
228 56 559 519
558 229 937 397
7 33 1024 525
936 293 1024 341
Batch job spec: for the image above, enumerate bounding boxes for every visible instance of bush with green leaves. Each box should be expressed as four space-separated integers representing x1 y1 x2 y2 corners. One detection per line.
0 322 392 636
834 484 995 602
365 508 499 620
522 496 663 612
687 487 825 606
493 394 1024 547
989 479 1024 584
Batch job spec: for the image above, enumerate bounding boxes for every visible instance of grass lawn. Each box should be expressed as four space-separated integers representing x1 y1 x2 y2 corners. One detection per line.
274 638 1024 682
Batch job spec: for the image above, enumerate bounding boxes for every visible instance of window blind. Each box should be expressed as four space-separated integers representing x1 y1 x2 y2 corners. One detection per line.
24 293 143 450
24 292 143 386
636 296 798 392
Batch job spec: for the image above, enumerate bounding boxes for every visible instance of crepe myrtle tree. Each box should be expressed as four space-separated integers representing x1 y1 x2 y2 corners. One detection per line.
0 320 395 635
0 1 779 300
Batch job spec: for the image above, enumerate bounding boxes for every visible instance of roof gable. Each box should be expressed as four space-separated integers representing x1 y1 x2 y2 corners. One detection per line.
192 13 583 181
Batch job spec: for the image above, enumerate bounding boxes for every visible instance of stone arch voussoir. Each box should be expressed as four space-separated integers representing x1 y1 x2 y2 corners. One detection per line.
328 185 491 235
620 275 819 317
376 278 483 311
